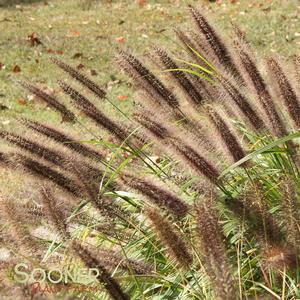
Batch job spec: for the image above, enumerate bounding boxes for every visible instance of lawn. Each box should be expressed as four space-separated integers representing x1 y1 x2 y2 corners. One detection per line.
0 0 299 126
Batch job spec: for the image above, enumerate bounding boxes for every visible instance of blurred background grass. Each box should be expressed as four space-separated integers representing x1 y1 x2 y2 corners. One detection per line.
0 0 299 125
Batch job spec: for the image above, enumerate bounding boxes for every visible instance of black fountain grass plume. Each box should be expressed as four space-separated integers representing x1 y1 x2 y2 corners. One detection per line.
235 43 287 138
195 194 236 300
133 112 220 184
188 5 244 86
0 130 68 167
153 46 204 108
294 55 300 84
20 118 106 162
69 162 128 221
116 49 182 116
174 28 211 68
226 181 297 271
0 129 107 192
58 81 130 142
0 199 39 254
118 172 189 218
293 55 300 89
3 151 82 197
267 57 300 129
71 241 130 300
218 76 266 132
51 57 106 99
205 106 246 163
88 247 154 276
281 178 300 249
40 186 70 240
226 190 283 248
19 80 76 122
145 207 193 268
37 185 130 299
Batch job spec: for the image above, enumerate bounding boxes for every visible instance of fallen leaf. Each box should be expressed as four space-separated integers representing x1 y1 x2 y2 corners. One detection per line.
66 30 81 37
27 32 42 47
116 36 126 43
118 95 128 101
0 104 8 110
90 69 98 76
72 52 83 59
0 63 4 70
17 98 27 105
46 48 64 55
137 0 146 6
12 65 21 73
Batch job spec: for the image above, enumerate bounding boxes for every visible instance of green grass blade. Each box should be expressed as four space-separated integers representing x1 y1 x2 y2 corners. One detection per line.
219 131 300 178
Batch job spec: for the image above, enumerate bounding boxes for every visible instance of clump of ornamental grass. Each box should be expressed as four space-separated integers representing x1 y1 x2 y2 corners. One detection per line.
1 4 300 300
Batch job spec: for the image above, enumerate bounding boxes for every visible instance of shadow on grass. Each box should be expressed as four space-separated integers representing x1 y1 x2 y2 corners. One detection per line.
0 0 46 7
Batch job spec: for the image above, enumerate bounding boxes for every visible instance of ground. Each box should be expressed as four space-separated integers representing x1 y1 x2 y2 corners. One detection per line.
0 0 299 127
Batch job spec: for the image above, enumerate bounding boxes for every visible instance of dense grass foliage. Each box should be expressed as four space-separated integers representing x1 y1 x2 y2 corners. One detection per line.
1 3 300 300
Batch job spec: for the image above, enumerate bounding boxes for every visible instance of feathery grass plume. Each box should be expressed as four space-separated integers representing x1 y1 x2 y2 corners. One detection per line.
154 46 204 108
68 162 98 202
0 129 105 184
205 106 246 163
19 81 76 122
134 111 220 184
232 23 250 46
145 207 193 268
248 181 283 247
171 140 220 184
235 44 287 137
0 200 38 254
174 28 211 68
133 111 170 140
188 5 244 85
196 194 236 300
88 247 153 275
40 186 69 240
263 245 297 270
294 55 300 86
70 163 123 216
0 151 9 166
10 153 81 197
58 81 129 142
116 50 181 114
281 178 300 249
20 118 106 162
175 29 224 101
267 57 300 128
135 109 215 154
71 241 130 300
218 76 265 131
51 57 106 99
226 193 282 247
119 173 189 218
19 202 44 219
241 183 297 270
0 130 67 167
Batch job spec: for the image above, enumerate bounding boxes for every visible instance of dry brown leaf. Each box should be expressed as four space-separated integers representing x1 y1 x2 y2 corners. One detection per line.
12 65 21 73
27 32 42 47
118 95 128 101
116 36 126 43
